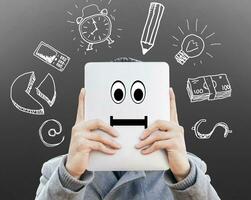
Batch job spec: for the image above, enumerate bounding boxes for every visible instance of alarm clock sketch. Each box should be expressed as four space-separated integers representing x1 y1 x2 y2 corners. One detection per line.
76 4 114 51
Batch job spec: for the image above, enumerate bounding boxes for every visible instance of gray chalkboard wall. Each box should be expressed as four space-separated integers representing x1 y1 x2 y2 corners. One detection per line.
1 0 251 199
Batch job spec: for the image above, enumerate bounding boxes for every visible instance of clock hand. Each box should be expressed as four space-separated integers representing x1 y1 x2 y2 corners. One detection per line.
92 18 98 30
91 28 98 35
91 18 98 35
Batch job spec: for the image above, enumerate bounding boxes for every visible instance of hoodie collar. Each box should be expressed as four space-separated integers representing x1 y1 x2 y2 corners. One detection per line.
93 171 146 198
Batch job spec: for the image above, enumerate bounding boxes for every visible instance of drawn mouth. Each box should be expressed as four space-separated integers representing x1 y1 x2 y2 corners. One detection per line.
110 116 148 129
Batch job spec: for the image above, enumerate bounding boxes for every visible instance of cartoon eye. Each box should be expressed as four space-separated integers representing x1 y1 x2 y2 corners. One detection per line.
111 81 126 104
130 81 146 104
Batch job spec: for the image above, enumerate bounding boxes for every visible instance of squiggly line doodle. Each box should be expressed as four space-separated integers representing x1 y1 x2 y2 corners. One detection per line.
192 119 232 139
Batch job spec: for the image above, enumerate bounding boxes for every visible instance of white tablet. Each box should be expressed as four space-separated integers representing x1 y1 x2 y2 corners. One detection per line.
85 62 170 171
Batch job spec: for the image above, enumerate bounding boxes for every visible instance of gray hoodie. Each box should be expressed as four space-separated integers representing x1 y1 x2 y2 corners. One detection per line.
35 153 220 200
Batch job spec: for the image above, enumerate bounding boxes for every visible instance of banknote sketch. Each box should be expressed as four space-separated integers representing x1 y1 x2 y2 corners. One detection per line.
10 71 44 115
186 74 232 103
140 2 165 55
172 18 222 66
39 119 65 147
33 41 70 72
36 73 56 107
192 119 232 139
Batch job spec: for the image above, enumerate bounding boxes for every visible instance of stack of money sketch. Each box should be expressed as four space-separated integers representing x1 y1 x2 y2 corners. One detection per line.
186 74 232 102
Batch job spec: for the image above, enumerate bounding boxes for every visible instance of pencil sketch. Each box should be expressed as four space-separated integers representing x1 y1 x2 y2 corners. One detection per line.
187 74 232 102
192 119 232 139
33 41 70 72
39 119 65 148
172 18 222 66
10 71 44 115
66 0 122 53
140 2 165 55
36 73 56 107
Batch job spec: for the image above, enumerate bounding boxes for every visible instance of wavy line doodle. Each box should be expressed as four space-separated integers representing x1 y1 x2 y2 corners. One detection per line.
192 119 232 139
39 119 65 147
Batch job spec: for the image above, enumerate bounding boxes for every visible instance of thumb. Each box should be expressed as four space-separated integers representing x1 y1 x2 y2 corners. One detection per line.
169 88 179 124
75 88 85 124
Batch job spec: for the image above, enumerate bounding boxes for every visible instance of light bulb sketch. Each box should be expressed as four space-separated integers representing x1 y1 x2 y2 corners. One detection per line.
65 0 122 54
172 18 222 66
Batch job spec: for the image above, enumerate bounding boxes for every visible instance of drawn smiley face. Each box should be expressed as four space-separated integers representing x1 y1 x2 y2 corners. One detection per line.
110 80 148 128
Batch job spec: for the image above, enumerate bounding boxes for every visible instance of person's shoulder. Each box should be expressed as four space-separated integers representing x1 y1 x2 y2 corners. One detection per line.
40 154 66 178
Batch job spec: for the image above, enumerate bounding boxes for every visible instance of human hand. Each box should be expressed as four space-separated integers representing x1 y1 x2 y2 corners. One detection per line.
66 88 121 179
135 88 190 182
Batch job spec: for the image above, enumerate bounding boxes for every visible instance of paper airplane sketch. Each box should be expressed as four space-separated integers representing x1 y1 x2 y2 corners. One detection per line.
66 0 122 53
186 74 232 103
192 119 232 139
36 73 56 107
10 71 44 115
140 2 165 55
33 41 70 72
39 119 65 147
171 18 222 66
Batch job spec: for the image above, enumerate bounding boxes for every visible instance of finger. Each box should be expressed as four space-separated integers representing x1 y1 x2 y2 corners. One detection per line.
75 88 85 124
169 88 179 124
136 131 175 149
90 141 118 155
141 140 172 154
83 119 119 137
140 120 176 140
86 133 121 149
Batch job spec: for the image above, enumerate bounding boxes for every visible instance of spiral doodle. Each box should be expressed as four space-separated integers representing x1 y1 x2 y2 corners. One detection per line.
39 119 65 147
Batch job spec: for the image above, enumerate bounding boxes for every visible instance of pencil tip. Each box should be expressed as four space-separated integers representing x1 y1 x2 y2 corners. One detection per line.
142 48 149 55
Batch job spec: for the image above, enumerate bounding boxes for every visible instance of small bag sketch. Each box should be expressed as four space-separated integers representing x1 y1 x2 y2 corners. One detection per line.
140 2 165 55
192 119 232 139
33 41 70 72
10 71 57 115
186 74 232 103
39 119 65 147
76 4 114 51
171 18 222 66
